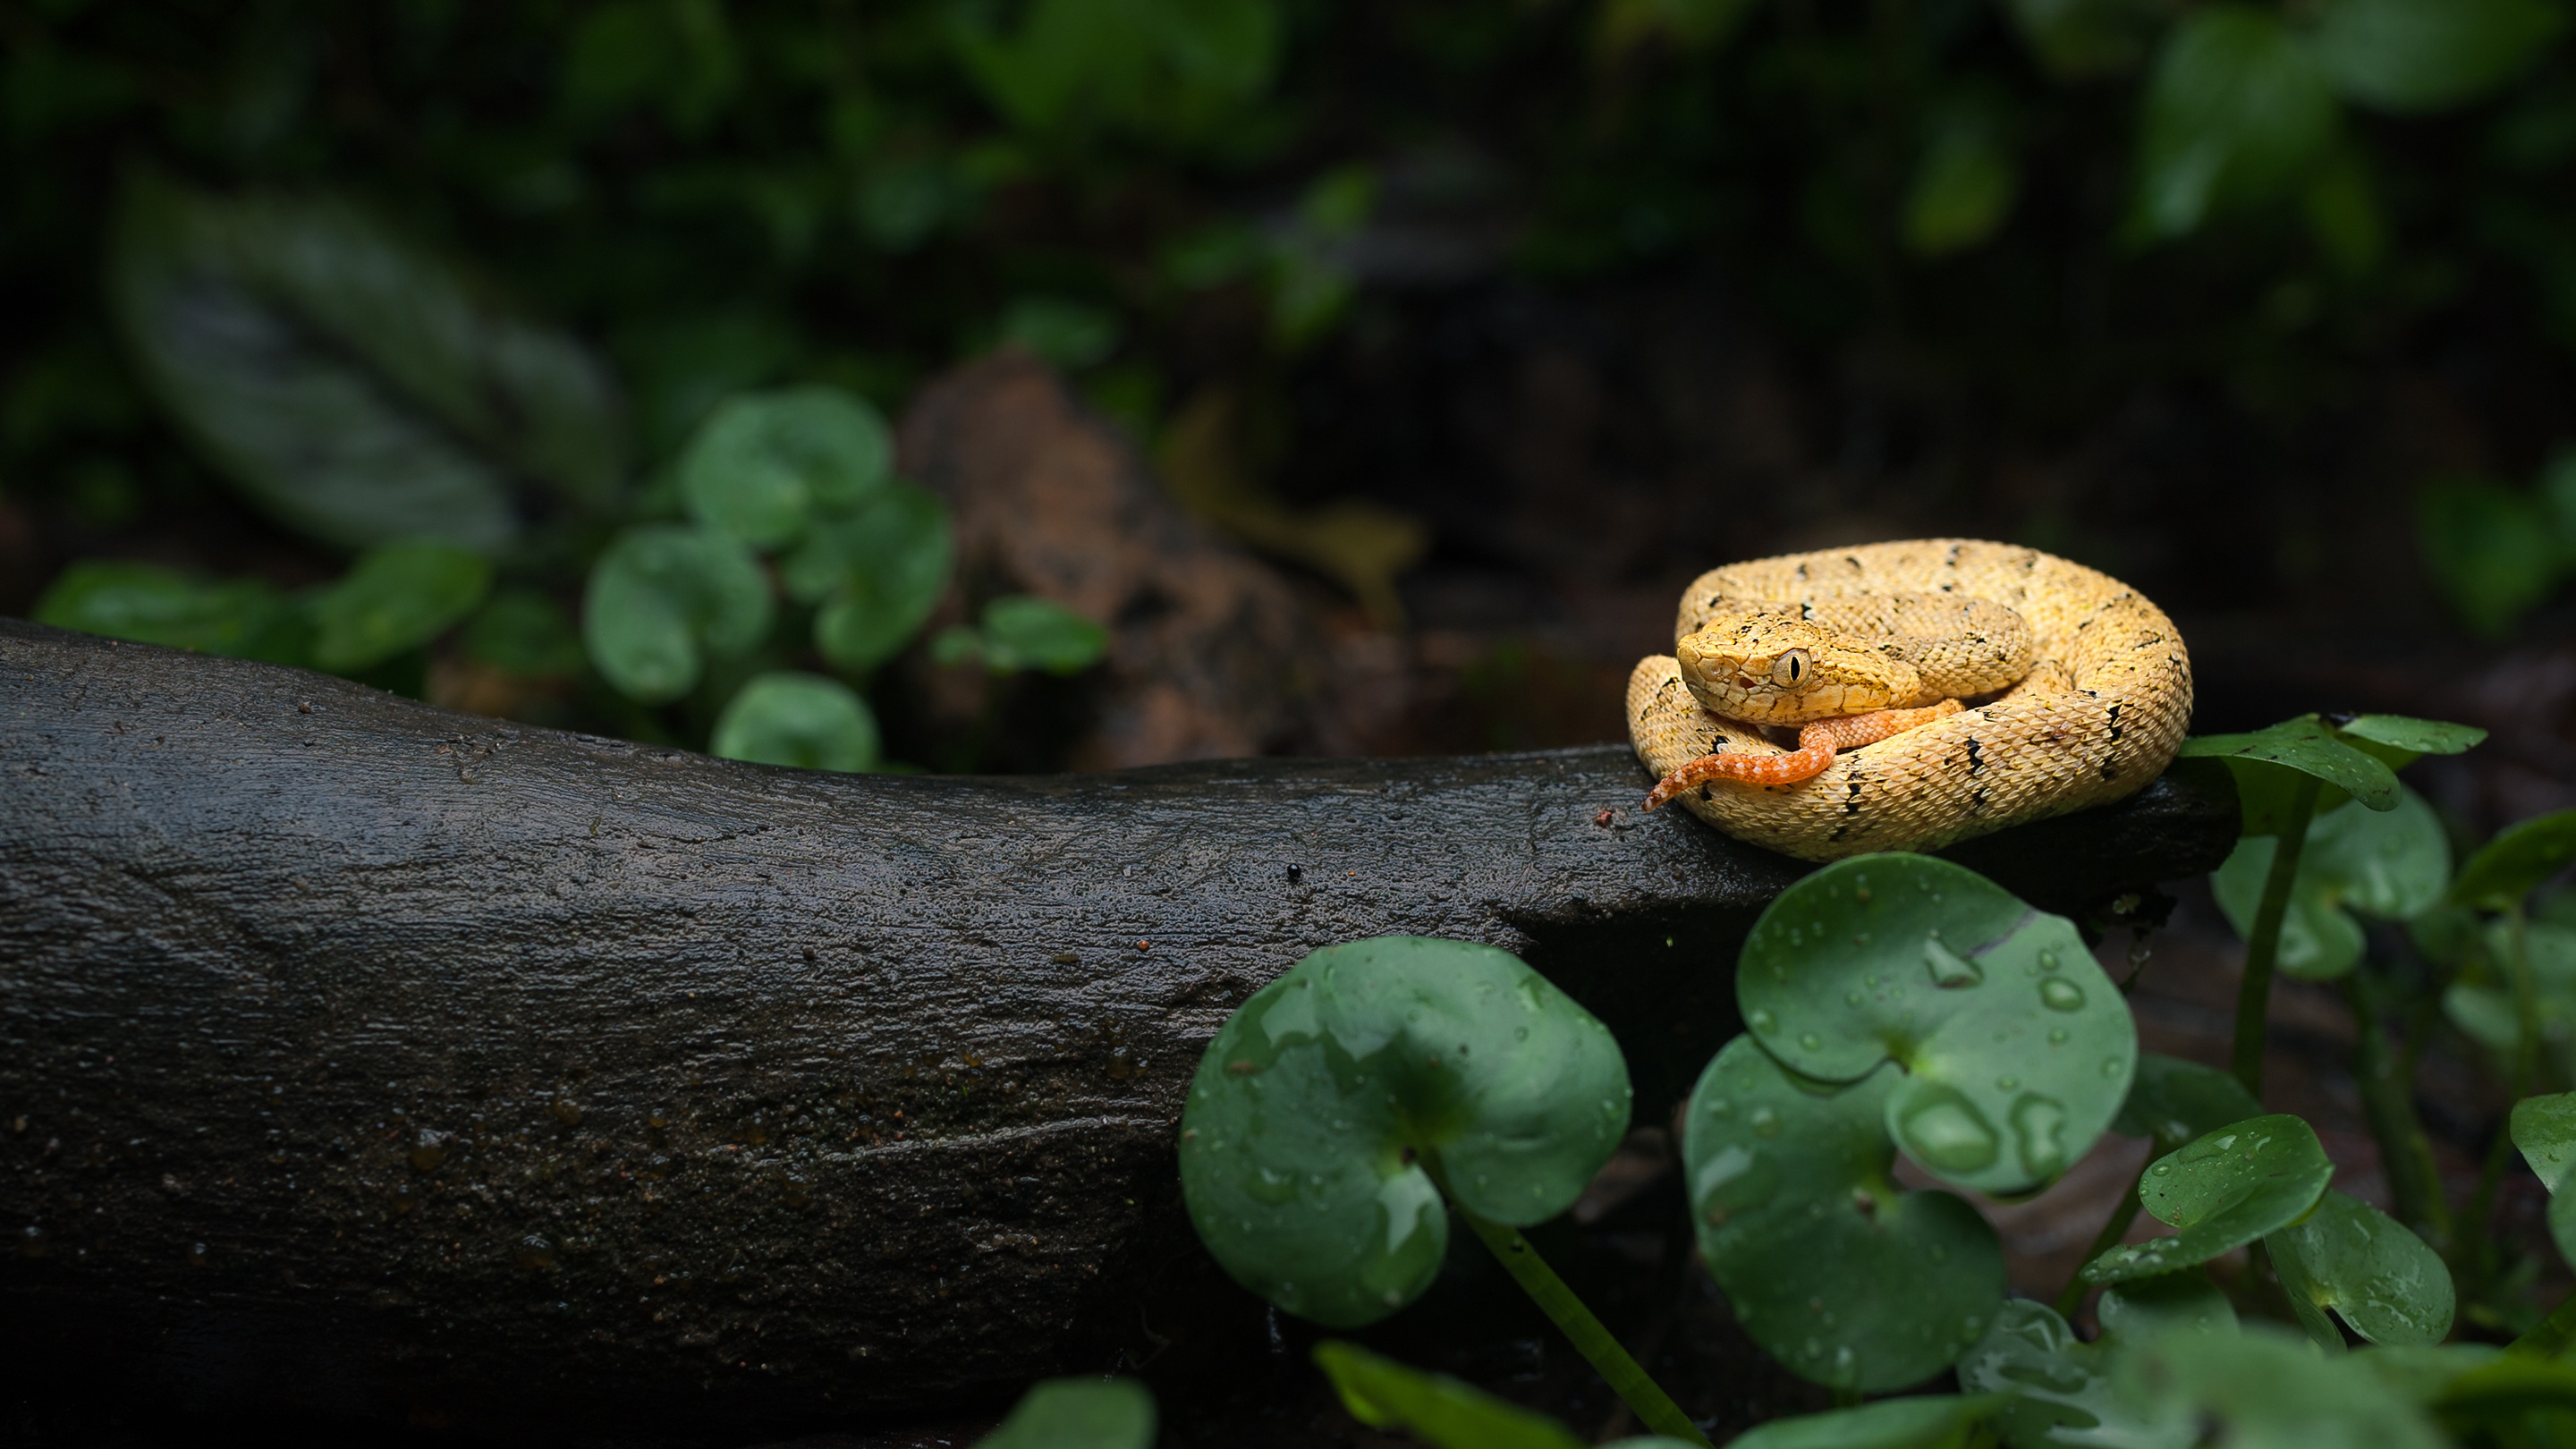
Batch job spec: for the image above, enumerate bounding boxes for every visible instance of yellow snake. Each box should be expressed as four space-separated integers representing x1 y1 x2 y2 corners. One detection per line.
1626 538 2193 861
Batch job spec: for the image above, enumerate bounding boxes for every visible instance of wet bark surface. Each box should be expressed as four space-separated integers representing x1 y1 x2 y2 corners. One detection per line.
0 618 2234 1436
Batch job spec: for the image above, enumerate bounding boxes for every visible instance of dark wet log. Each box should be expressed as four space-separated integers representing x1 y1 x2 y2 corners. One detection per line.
0 619 2234 1431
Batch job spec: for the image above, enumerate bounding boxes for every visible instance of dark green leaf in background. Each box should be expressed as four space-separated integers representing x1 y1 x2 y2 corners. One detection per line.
680 386 893 548
2082 1114 2334 1283
952 0 1284 152
2513 1092 2576 1267
1737 855 2137 1197
1958 1298 2202 1448
2002 0 2165 79
709 671 881 772
2309 0 2567 114
460 589 587 677
108 173 624 552
307 539 494 672
1723 1394 2003 1449
1685 1037 2005 1394
789 483 955 674
2211 787 2451 980
1905 122 2019 257
563 0 741 137
970 1376 1155 1449
2451 809 2576 909
2112 1326 2446 1448
581 523 773 704
1177 936 1631 1329
2417 478 2568 637
2112 1052 2263 1144
2097 1269 2241 1339
997 297 1123 371
978 595 1111 674
32 559 308 665
2132 7 2339 241
2267 1190 2455 1347
1311 1341 1585 1449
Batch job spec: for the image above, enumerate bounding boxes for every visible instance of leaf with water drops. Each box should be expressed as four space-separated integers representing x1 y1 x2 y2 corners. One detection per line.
2109 1325 2446 1449
2266 1191 2454 1347
2178 716 2402 835
1723 1394 2004 1449
1177 937 1631 1329
1738 854 2138 1197
971 1377 1155 1449
1957 1298 2201 1449
2111 1053 2262 1146
2334 714 2487 770
2211 787 2452 980
1684 1036 2004 1394
2080 1114 2334 1284
2450 809 2576 911
1310 1340 1586 1449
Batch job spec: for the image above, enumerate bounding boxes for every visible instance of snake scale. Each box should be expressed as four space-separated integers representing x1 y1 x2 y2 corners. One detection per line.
1626 538 2193 861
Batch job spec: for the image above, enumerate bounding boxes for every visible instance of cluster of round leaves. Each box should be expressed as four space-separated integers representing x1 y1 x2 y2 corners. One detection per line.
580 384 1111 774
1685 853 2137 1393
582 386 950 727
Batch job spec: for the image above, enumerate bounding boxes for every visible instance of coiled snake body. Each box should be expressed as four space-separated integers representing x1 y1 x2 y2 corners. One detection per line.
1626 539 2192 861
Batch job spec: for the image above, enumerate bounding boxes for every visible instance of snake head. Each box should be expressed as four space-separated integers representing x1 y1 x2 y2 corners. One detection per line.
1676 615 1923 724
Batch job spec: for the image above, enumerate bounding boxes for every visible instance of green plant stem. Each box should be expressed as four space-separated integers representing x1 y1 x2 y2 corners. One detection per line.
2463 902 2540 1285
1453 1207 1712 1447
2233 775 2323 1097
2343 970 2452 1253
2053 1148 2156 1320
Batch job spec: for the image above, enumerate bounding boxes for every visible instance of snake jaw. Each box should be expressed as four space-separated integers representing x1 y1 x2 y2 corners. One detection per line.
1676 619 1916 724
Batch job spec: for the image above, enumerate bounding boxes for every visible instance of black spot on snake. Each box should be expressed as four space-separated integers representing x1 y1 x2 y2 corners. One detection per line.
1971 785 1987 811
1965 739 1983 776
2099 759 2119 780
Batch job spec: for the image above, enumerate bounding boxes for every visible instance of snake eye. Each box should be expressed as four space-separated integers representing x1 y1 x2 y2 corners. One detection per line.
1770 650 1811 688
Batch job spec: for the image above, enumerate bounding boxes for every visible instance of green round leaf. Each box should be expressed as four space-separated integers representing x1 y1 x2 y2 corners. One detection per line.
2112 1053 2263 1145
2211 787 2451 980
2110 1325 2445 1449
2131 7 2338 240
981 595 1111 675
309 539 494 671
460 589 587 677
33 560 308 665
1959 1299 2195 1448
581 523 774 704
1311 1341 1583 1449
1178 937 1631 1329
997 295 1123 370
971 1377 1155 1449
2309 0 2567 114
2081 1114 2334 1284
2097 1268 2240 1340
2179 716 2402 834
2451 809 2576 910
783 482 954 672
710 673 881 773
680 386 892 547
2266 1189 2454 1346
1738 855 2138 1196
2424 1351 2576 1421
1724 1394 2004 1449
2418 479 2565 639
1685 1037 2004 1394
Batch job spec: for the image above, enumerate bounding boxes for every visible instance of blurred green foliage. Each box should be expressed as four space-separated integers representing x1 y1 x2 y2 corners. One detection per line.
9 0 2576 762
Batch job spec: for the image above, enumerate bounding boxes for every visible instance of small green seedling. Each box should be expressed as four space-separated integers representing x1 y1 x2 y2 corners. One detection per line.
2109 1325 2447 1449
1312 1340 1699 1449
1959 1289 2231 1449
2081 1114 2333 1284
680 386 894 548
934 594 1111 675
1722 1394 2004 1449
